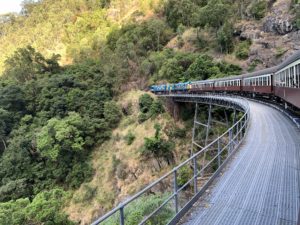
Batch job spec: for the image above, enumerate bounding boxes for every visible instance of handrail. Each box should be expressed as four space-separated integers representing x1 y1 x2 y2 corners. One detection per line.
91 94 250 225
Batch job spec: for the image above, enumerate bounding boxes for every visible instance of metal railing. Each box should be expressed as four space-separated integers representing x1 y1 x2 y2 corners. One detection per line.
91 94 250 225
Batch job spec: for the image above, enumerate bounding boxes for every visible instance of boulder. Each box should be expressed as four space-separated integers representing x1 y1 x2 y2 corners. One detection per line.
263 16 294 35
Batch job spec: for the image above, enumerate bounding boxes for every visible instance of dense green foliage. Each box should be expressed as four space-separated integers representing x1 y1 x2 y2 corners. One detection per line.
0 46 122 223
143 50 242 83
0 189 73 225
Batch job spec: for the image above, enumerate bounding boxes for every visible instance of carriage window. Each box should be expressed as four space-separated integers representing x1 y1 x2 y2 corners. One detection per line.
264 77 267 86
296 64 300 88
288 68 292 87
260 77 262 86
286 69 289 87
280 72 284 87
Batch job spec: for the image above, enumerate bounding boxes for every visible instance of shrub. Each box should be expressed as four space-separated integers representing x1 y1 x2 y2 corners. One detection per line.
275 47 287 58
77 184 97 203
138 113 150 123
172 127 187 138
140 124 175 166
177 166 193 187
150 100 165 117
112 155 121 173
165 123 187 139
102 194 174 225
249 1 267 20
139 94 154 113
124 131 135 145
247 59 262 72
116 163 128 180
235 40 251 60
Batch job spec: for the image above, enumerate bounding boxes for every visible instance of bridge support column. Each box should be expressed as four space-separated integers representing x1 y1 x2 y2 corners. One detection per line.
165 98 181 121
189 103 213 177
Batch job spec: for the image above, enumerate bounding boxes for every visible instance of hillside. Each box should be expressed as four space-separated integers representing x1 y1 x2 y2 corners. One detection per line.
0 0 300 224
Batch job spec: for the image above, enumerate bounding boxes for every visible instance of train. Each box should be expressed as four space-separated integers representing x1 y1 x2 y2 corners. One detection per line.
150 51 300 110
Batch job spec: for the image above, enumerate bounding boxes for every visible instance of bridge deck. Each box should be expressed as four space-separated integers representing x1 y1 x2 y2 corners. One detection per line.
182 100 300 225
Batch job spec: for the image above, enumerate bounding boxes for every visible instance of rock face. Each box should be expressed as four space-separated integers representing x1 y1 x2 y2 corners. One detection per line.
263 16 294 34
232 0 300 71
263 0 294 35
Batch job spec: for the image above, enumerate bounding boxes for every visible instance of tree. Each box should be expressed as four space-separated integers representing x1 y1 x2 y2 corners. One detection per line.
4 46 61 83
103 101 122 128
158 52 196 83
217 22 234 53
164 0 199 29
140 124 175 167
37 112 85 161
186 55 220 80
197 0 231 29
0 108 13 152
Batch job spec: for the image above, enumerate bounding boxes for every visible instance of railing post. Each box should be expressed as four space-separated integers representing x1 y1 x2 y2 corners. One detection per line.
120 207 125 225
193 157 198 194
229 129 232 154
240 120 243 141
173 170 179 214
236 122 239 143
217 138 221 168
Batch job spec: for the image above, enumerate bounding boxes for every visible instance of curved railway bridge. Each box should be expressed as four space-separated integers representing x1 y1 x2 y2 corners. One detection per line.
92 94 300 225
177 95 300 225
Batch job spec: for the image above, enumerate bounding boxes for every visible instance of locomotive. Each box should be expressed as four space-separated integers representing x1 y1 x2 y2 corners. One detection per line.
150 51 300 109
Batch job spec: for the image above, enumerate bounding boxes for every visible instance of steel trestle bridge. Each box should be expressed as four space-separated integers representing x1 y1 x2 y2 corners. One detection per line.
90 93 300 225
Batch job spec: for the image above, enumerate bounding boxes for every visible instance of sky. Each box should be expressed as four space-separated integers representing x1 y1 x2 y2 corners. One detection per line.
0 0 23 14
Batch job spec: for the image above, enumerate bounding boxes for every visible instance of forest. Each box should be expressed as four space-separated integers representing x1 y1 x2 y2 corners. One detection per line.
0 0 298 224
